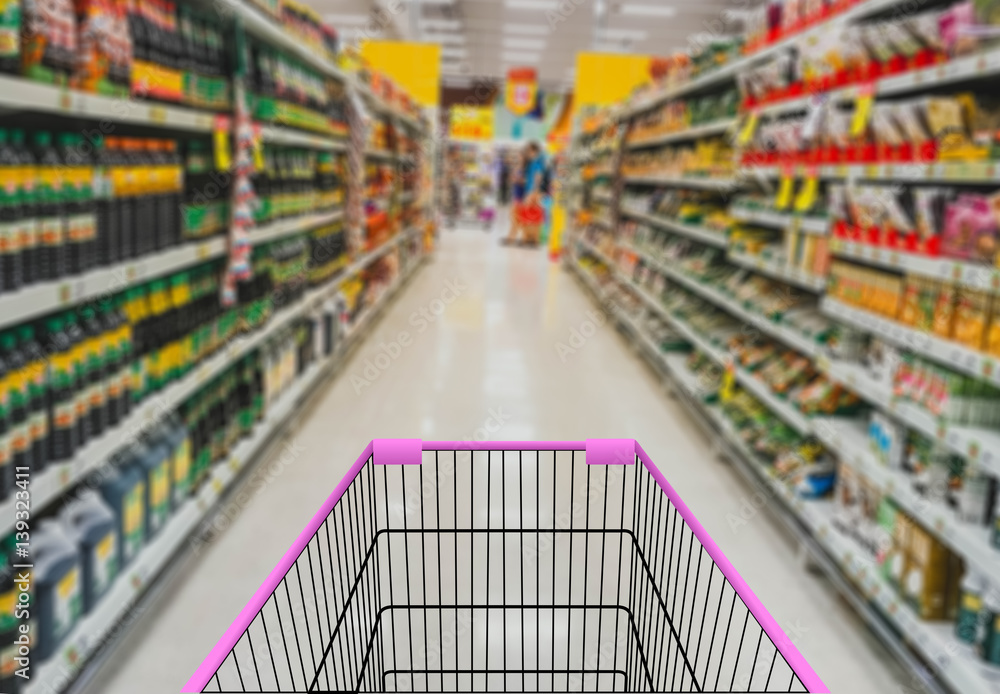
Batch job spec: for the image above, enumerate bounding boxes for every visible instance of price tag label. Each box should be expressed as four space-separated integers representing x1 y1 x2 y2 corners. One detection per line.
851 84 875 137
59 467 71 486
197 243 210 259
58 284 72 305
229 457 240 472
59 89 72 111
149 106 167 124
211 478 223 494
774 172 795 210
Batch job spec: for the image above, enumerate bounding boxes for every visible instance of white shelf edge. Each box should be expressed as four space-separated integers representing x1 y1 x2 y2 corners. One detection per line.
620 209 729 249
829 237 1000 293
258 124 349 150
730 207 829 235
727 250 827 292
623 174 739 191
0 74 217 131
250 209 345 245
625 118 737 149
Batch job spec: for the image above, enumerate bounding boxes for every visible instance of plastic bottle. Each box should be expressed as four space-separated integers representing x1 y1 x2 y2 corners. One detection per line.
134 439 171 538
164 140 182 248
109 138 135 261
0 345 8 499
34 132 66 282
32 519 82 661
59 490 117 614
0 129 20 292
12 130 38 286
2 332 30 475
100 303 122 428
80 307 106 438
957 570 985 644
99 453 145 569
0 0 21 75
46 316 77 463
94 136 119 266
116 295 133 419
65 312 90 449
19 326 48 474
131 139 155 258
978 583 1000 665
0 535 19 693
63 134 96 275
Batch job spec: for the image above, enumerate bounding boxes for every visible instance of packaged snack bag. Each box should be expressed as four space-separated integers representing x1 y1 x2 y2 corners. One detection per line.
932 282 957 337
953 289 990 350
942 193 999 262
23 0 78 83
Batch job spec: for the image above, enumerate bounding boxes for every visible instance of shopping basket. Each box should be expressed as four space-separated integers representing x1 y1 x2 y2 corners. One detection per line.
184 440 827 693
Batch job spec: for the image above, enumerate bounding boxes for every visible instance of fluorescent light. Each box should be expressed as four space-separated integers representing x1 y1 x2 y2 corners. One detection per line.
324 13 371 25
501 50 541 62
502 37 546 49
424 32 466 44
602 28 648 41
505 0 559 10
617 4 677 17
441 47 468 58
502 23 550 35
421 19 462 30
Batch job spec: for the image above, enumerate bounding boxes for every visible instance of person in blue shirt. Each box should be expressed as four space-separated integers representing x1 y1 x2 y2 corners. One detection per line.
523 141 546 195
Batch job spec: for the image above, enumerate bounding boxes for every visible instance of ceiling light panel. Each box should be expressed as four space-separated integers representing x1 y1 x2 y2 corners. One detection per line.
616 4 677 17
424 32 466 44
324 13 371 25
501 50 542 62
501 37 547 49
421 19 462 30
501 23 551 35
504 0 560 10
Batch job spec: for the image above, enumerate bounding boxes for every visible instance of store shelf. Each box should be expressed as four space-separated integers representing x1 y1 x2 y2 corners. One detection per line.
21 356 327 694
650 254 823 358
829 238 1000 293
224 0 345 80
258 124 349 150
21 249 428 694
817 357 1000 477
618 0 908 118
620 208 729 248
624 118 737 149
0 239 227 331
812 417 1000 581
623 173 740 190
735 369 814 433
748 160 1000 184
250 209 344 244
727 250 828 291
593 192 614 206
0 74 217 131
0 233 414 537
821 297 1000 387
758 45 1000 118
730 207 829 235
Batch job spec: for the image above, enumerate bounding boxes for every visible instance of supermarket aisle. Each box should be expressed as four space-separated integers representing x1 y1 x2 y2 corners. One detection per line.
90 225 911 694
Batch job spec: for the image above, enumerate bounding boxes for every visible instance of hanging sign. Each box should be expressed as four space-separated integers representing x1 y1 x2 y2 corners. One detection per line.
506 67 538 117
449 106 494 141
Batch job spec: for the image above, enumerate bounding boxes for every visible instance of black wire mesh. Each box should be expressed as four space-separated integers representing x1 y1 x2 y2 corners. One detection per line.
203 448 809 692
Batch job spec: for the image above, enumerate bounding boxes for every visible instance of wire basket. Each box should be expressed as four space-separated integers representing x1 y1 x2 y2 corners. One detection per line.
184 440 827 693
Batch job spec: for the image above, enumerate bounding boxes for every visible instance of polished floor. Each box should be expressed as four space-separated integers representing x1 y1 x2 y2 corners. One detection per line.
88 222 914 693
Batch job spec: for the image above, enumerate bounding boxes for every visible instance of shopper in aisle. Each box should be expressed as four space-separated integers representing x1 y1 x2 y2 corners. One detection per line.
505 151 526 243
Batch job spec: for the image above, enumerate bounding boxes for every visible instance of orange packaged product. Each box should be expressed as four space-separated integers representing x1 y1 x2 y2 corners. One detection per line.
932 283 957 338
74 0 132 96
953 289 990 350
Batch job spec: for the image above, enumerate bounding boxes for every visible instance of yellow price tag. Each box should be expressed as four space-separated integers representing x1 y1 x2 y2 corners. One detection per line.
149 106 167 124
252 130 265 171
737 111 759 147
213 119 232 172
793 171 818 213
720 360 737 402
774 173 795 211
850 84 875 137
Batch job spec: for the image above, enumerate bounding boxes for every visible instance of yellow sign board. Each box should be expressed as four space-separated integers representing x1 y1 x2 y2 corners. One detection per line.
506 67 538 117
360 41 441 107
450 106 494 141
574 52 651 108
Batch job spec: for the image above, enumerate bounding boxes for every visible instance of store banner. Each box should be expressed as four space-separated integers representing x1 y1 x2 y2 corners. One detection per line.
449 106 494 140
506 67 538 117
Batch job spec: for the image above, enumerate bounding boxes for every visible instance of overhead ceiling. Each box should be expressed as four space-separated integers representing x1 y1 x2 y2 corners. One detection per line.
314 0 739 91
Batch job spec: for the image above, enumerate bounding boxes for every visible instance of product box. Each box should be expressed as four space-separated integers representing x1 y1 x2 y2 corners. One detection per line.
905 523 961 620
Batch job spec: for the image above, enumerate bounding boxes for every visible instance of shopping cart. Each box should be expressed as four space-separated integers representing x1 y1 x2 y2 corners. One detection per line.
184 440 827 693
